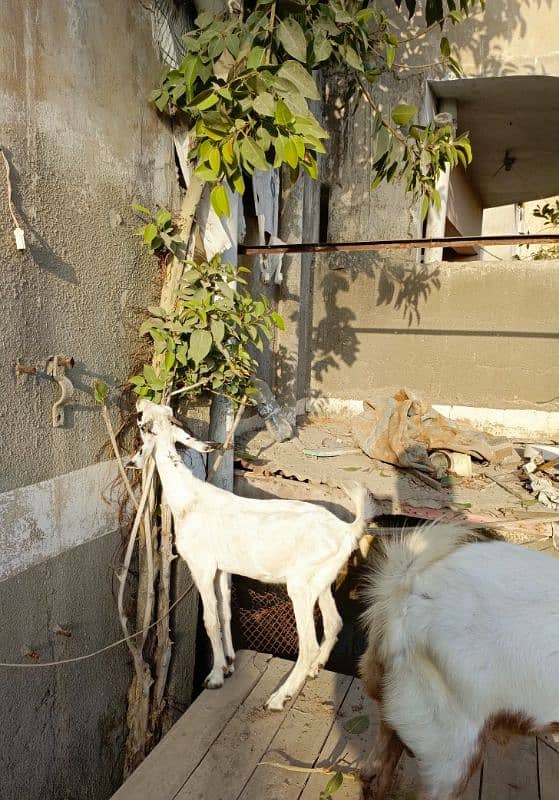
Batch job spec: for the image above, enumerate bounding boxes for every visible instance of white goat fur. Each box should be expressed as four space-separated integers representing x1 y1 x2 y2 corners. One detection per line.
359 524 559 800
128 399 368 710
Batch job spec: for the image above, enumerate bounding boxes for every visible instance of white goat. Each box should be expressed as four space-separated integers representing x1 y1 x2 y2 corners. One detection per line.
358 524 559 800
127 398 368 710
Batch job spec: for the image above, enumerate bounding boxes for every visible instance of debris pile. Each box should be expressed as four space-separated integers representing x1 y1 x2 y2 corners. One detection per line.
351 389 513 479
521 445 559 510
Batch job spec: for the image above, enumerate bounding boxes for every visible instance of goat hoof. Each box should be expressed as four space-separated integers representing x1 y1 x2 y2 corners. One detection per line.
307 664 320 679
224 662 235 677
265 691 288 711
204 669 225 690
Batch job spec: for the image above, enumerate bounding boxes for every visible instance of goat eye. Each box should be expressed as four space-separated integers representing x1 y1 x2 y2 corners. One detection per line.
137 412 143 421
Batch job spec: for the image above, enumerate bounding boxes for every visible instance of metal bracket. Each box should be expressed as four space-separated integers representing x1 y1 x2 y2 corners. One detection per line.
46 355 75 427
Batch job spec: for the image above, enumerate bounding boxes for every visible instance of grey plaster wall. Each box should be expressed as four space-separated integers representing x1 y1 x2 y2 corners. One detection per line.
311 258 559 410
0 3 198 799
0 0 175 493
0 531 130 800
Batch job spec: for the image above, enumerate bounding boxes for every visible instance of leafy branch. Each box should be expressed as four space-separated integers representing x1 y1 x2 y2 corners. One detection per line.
149 0 482 216
131 208 284 405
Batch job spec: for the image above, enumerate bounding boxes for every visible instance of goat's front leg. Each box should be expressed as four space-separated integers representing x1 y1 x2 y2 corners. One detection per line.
191 566 228 689
265 583 319 711
361 719 405 800
215 570 235 673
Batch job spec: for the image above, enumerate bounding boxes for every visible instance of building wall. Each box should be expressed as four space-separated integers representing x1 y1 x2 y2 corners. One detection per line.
0 2 197 798
311 258 559 409
301 3 559 412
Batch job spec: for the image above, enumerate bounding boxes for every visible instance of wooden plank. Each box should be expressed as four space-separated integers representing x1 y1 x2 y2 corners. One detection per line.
539 733 559 754
174 654 301 800
239 669 352 800
388 748 481 799
299 679 378 800
481 737 539 800
111 651 272 800
539 738 559 800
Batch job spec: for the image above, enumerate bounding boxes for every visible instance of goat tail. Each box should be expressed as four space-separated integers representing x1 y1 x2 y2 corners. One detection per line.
342 481 369 540
359 523 471 659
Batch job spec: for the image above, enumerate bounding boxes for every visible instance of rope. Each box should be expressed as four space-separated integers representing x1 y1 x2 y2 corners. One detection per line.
0 581 195 669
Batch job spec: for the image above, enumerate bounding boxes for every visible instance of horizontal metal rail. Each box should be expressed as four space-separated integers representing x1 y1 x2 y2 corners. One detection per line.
239 233 559 256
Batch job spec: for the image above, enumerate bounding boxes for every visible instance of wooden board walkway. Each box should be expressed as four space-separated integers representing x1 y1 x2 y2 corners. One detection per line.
112 651 559 800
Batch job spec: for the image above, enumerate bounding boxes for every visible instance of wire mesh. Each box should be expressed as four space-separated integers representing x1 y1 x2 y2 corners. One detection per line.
231 578 322 660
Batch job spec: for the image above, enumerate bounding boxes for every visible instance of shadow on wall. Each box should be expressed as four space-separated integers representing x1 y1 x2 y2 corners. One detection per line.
1 147 78 284
312 259 441 386
392 0 551 77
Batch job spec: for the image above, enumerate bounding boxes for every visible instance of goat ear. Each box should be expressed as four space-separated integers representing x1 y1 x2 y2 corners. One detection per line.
125 438 154 469
174 426 218 453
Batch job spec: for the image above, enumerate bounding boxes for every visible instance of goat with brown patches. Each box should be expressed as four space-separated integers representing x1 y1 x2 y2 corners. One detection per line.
358 524 559 800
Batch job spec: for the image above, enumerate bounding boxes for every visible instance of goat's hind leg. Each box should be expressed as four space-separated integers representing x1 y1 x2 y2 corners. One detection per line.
265 583 320 711
361 719 405 800
215 570 235 674
308 588 343 678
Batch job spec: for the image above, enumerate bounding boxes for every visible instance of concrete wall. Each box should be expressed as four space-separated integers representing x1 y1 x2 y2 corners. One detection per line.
0 2 195 798
311 259 559 410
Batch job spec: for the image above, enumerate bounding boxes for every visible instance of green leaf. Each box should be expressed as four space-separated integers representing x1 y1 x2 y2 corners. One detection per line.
189 329 213 365
421 195 430 221
440 36 451 57
253 92 276 117
425 0 444 26
276 18 308 63
277 61 320 100
154 89 169 112
194 163 220 181
240 138 269 171
143 223 158 245
271 311 285 330
385 43 396 69
320 771 343 799
164 350 175 371
195 10 213 29
143 364 166 390
131 204 151 216
93 380 108 406
210 318 225 344
189 89 219 111
339 44 363 72
312 35 332 64
343 715 370 734
209 146 221 174
156 208 172 227
274 98 294 125
391 104 417 127
284 137 299 168
247 46 266 69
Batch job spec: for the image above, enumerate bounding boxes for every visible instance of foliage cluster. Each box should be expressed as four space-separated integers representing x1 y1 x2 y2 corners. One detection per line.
150 0 481 219
130 207 283 405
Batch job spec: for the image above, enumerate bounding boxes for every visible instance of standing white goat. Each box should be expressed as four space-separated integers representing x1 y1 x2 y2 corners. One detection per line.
358 524 559 800
127 398 368 710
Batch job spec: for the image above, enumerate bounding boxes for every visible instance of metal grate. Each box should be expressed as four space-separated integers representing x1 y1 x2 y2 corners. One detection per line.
152 0 195 67
231 578 322 660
